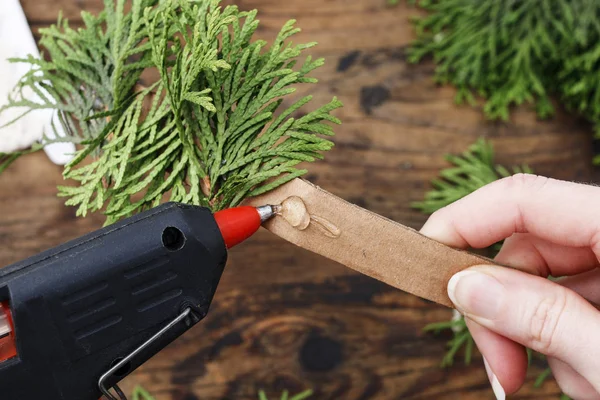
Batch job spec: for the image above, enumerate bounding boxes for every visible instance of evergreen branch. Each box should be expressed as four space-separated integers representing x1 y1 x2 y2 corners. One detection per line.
131 386 155 400
416 138 570 398
534 367 552 388
0 144 44 173
407 0 600 154
258 389 313 400
416 139 526 368
412 137 532 214
0 0 342 224
132 386 313 400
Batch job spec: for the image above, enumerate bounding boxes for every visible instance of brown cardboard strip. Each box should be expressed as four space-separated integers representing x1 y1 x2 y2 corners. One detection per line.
247 178 498 307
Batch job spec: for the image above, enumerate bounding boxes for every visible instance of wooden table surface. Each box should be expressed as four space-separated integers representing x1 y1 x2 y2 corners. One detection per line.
3 0 597 399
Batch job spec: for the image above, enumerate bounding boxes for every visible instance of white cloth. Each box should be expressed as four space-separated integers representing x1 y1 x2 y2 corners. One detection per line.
0 0 75 165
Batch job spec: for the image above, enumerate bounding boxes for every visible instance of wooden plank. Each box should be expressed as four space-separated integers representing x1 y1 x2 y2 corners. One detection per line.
1 0 592 398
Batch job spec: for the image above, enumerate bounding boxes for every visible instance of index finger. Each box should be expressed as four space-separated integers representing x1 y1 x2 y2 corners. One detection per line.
420 174 600 256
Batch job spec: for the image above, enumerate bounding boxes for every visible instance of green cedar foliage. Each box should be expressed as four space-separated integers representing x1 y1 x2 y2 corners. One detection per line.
132 386 155 400
412 137 532 213
0 144 43 174
414 137 527 365
132 386 313 400
0 0 342 225
407 0 600 152
415 138 569 399
258 389 313 400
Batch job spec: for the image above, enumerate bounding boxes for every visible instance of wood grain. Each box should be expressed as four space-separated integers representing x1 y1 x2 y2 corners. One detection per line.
2 0 596 398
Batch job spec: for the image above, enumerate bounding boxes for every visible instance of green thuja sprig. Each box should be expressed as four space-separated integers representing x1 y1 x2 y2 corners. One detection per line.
416 138 570 398
0 0 157 171
407 0 600 145
132 386 155 400
0 144 44 174
423 317 473 367
415 138 528 367
412 137 532 213
0 0 342 225
258 389 313 400
131 386 313 400
408 0 567 120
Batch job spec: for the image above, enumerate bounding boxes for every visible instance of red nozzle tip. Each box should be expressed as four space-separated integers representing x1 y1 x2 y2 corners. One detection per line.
214 206 263 249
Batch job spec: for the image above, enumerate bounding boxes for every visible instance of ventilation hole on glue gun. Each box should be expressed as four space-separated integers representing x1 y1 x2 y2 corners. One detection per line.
162 227 186 251
110 358 132 378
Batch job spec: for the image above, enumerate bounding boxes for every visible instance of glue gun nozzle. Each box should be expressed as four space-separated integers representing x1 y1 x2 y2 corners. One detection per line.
214 205 276 248
256 205 277 222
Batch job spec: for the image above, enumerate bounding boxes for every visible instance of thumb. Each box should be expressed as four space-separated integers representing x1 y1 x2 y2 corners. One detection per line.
448 265 600 392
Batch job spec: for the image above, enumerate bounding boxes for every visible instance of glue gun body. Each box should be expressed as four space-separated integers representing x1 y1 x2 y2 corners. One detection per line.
0 203 228 400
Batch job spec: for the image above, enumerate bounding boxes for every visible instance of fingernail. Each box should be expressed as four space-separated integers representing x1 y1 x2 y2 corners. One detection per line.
483 356 505 400
451 309 463 333
447 269 505 320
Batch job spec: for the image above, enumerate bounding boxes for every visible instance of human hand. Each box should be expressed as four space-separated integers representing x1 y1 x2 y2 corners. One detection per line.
420 174 600 400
